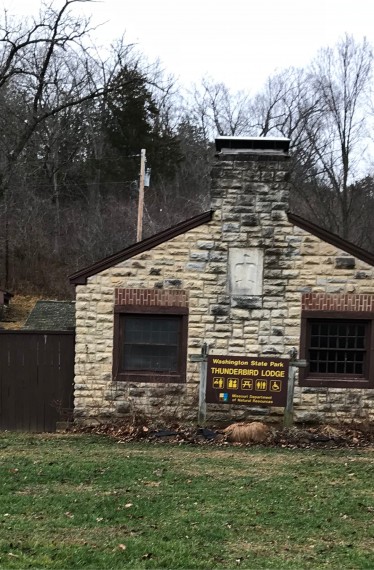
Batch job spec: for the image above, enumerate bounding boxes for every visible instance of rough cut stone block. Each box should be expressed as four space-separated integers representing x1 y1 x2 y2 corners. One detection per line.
241 214 258 226
197 241 215 249
231 296 262 309
185 262 206 272
190 251 209 261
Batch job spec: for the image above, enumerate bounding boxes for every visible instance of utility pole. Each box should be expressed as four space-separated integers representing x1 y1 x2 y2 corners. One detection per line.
136 148 146 242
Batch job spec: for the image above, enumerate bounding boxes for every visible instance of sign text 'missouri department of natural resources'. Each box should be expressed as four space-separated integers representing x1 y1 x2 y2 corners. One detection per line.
206 355 289 407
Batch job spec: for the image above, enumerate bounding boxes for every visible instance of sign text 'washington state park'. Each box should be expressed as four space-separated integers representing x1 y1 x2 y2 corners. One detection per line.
206 355 289 407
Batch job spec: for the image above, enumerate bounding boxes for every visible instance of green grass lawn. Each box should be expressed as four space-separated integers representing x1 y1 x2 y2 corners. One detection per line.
0 433 373 569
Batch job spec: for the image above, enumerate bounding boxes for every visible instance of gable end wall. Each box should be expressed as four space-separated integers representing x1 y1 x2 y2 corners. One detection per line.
74 152 374 425
74 215 374 425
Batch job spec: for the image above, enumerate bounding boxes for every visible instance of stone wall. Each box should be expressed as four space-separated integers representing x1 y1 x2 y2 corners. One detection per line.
74 149 374 425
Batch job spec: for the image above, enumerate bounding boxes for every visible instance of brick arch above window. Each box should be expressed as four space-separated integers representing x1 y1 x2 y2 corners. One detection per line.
115 288 189 308
302 293 374 313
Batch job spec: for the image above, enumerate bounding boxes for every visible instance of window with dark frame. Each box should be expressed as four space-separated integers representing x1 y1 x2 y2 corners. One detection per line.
113 306 188 383
123 315 180 372
299 312 374 388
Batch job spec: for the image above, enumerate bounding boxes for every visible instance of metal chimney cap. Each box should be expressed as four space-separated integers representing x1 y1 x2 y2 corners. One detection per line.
215 136 290 154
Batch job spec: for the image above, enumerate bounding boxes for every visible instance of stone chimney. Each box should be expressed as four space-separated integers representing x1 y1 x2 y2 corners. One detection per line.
211 136 290 245
210 136 291 315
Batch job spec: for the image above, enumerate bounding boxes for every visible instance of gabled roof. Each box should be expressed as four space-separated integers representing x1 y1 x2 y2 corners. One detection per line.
69 210 214 285
69 209 374 287
287 212 374 267
23 300 75 331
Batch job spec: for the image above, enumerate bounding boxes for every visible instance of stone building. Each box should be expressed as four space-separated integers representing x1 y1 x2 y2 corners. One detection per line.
69 137 374 425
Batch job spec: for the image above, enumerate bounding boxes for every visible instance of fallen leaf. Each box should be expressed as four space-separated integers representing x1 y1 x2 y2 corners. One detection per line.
124 503 133 509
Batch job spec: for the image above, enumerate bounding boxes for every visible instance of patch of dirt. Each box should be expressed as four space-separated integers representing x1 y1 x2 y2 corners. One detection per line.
71 421 374 450
0 295 41 329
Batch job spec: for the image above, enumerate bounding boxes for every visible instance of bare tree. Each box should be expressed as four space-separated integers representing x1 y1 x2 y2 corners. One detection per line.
0 0 136 285
302 35 373 240
244 38 373 243
190 78 254 139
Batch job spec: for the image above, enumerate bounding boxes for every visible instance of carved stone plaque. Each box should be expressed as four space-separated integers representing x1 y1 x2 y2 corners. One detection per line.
228 248 263 296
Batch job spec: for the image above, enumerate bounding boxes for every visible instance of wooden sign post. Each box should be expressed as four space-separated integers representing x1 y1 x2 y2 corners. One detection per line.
283 359 307 427
190 343 208 426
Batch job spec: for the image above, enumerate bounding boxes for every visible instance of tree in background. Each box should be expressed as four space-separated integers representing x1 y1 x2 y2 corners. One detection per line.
0 0 137 288
0 2 373 297
191 78 254 139
0 1 211 295
302 35 373 241
103 66 183 186
187 36 374 247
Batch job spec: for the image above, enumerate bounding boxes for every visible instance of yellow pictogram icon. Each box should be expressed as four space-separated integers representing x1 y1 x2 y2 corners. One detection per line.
270 380 282 392
227 378 239 390
255 380 268 391
241 379 253 390
213 377 225 389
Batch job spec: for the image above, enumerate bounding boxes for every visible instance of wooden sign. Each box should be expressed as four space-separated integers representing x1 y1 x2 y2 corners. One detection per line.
206 355 289 407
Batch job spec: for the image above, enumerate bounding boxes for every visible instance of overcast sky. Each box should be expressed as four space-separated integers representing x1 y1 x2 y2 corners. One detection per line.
5 0 374 93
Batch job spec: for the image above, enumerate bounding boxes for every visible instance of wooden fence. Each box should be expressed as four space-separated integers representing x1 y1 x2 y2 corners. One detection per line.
0 331 74 432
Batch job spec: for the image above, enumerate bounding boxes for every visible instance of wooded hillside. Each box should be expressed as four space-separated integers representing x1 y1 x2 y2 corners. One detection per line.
1 1 373 297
